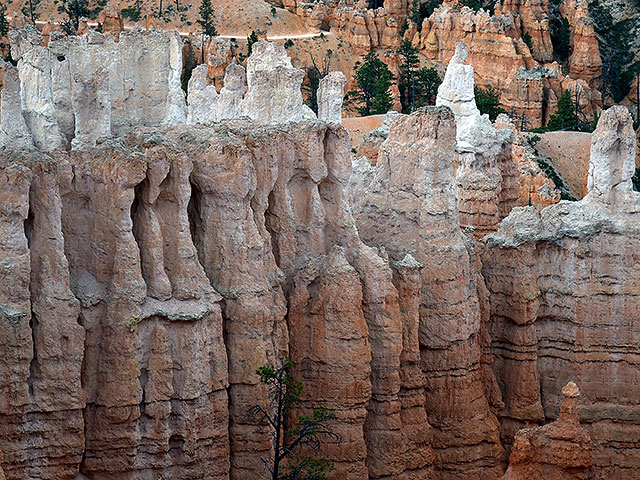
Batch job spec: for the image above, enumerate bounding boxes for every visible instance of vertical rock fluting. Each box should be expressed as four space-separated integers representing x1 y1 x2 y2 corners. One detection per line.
0 153 84 480
60 142 230 480
352 107 503 478
482 106 640 478
187 125 288 479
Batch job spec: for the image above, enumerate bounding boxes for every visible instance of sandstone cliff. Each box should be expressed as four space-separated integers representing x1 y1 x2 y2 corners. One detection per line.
481 106 640 477
350 106 504 478
501 382 595 479
436 42 519 238
1 23 638 480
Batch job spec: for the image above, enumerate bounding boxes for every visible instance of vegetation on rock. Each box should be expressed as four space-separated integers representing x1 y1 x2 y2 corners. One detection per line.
345 50 394 116
474 85 506 121
249 357 338 480
198 0 217 37
398 40 441 112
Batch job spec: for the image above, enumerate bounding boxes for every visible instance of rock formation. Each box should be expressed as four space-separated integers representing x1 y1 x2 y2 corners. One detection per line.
0 22 639 480
560 0 603 85
0 28 350 147
351 107 503 478
481 106 640 477
413 2 602 128
494 114 561 208
436 42 518 238
317 71 347 124
501 382 595 479
495 0 554 63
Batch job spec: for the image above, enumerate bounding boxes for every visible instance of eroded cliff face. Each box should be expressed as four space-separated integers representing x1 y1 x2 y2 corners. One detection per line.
481 106 640 477
436 42 519 238
415 1 602 129
0 23 638 480
500 382 595 480
350 107 503 478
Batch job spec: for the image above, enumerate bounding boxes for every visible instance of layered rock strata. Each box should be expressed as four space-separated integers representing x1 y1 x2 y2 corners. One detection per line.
413 2 602 128
481 106 640 477
351 107 503 478
0 26 432 480
436 42 518 238
494 115 561 209
501 382 595 480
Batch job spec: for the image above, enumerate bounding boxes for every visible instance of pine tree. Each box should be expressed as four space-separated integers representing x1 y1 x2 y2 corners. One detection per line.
415 66 441 106
198 0 217 37
398 39 420 113
248 357 338 480
345 51 394 116
58 0 89 34
247 30 259 57
22 0 42 25
410 0 421 27
0 2 9 38
546 89 579 131
474 85 506 121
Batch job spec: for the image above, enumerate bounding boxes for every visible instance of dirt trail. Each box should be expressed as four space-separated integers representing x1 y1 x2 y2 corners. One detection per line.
33 19 328 41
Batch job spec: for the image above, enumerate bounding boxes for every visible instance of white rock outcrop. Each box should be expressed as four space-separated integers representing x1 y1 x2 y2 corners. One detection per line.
586 105 636 204
0 62 32 148
318 71 346 124
1 29 348 148
436 41 518 238
0 27 188 150
187 64 219 125
240 41 310 124
436 42 512 156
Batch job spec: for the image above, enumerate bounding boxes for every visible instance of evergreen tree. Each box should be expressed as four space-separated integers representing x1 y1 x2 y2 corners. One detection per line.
57 0 106 32
59 0 89 34
22 0 42 24
248 357 338 480
345 50 394 116
247 30 259 57
304 51 332 114
0 2 9 38
546 89 579 131
120 0 141 21
398 39 420 113
550 15 571 61
474 85 506 121
415 66 441 106
198 0 217 37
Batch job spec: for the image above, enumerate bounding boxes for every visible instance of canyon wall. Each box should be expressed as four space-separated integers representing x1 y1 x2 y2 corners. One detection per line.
1 25 639 480
481 106 640 477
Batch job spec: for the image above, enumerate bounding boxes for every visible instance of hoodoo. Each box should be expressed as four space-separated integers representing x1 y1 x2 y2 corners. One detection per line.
0 3 639 477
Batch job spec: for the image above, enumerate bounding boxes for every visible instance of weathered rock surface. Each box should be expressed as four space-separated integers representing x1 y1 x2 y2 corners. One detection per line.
501 382 595 479
351 107 503 478
436 43 518 238
482 106 640 478
318 71 347 124
1 20 638 480
494 115 561 209
560 0 603 85
414 2 602 129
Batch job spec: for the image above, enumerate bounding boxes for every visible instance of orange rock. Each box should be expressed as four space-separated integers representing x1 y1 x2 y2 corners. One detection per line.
561 0 602 86
500 382 595 480
98 4 124 41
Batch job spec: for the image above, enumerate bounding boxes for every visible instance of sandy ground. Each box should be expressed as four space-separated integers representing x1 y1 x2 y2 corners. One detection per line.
11 0 311 37
342 115 385 150
532 131 592 199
